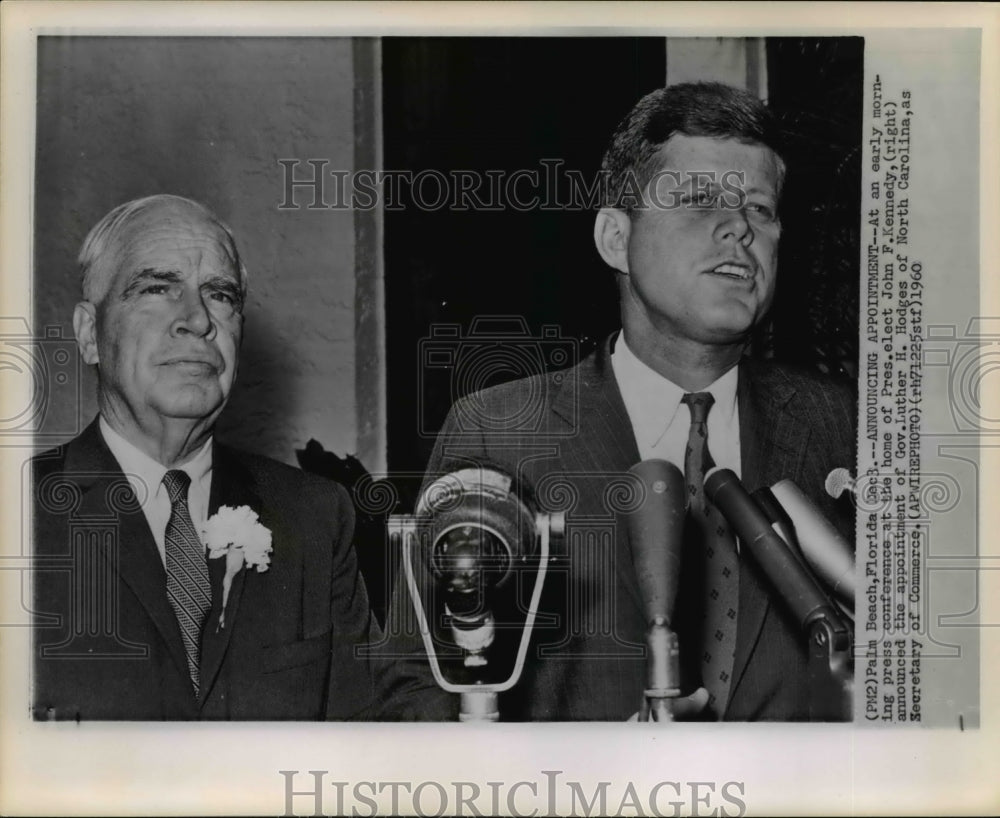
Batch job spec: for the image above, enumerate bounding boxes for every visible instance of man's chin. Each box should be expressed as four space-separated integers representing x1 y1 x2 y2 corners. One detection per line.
152 385 228 423
697 303 765 343
688 321 754 347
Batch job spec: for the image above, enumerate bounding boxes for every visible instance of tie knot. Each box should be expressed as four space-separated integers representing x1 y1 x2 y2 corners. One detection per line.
682 392 715 424
163 469 192 504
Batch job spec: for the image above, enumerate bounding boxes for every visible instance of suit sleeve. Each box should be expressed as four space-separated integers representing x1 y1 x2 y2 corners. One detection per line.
323 481 383 721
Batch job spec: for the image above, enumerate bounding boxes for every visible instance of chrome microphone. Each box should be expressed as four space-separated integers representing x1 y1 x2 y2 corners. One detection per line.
417 467 536 668
771 479 855 607
393 465 562 722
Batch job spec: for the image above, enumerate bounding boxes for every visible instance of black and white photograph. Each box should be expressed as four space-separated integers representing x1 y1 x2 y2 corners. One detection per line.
1 2 996 815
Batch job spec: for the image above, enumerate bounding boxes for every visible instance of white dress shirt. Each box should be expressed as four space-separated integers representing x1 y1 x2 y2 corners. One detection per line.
611 333 742 477
99 417 214 566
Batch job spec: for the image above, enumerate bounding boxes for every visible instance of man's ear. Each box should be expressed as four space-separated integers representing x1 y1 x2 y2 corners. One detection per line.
73 302 100 365
593 207 631 275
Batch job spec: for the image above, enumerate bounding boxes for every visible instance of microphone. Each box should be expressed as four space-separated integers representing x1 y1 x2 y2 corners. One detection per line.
625 460 687 626
770 479 855 607
705 469 854 720
417 467 537 668
824 467 856 500
622 459 687 722
393 465 562 722
752 486 804 558
704 467 840 633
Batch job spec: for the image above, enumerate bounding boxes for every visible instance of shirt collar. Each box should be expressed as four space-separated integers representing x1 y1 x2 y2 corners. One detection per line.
98 416 213 505
611 333 739 448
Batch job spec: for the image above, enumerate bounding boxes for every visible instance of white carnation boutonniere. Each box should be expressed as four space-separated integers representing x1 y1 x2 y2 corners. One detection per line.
201 505 272 629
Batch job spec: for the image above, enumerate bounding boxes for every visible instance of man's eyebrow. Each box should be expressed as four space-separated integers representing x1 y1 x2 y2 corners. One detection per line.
674 175 724 190
121 268 182 296
201 273 241 289
742 184 779 199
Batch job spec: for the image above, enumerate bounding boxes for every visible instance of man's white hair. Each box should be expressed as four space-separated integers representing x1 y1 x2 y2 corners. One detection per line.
78 193 249 303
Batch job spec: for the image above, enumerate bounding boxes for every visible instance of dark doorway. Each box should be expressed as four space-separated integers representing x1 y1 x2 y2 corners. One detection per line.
382 37 668 484
766 37 864 379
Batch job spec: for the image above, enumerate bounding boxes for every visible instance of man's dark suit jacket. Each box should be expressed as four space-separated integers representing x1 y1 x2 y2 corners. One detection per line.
376 336 856 721
32 419 377 720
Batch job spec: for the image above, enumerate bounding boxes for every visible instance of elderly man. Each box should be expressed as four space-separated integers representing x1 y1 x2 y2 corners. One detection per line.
377 82 856 721
33 194 376 720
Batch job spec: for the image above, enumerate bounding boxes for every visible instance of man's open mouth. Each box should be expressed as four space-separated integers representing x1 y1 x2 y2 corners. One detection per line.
709 262 753 281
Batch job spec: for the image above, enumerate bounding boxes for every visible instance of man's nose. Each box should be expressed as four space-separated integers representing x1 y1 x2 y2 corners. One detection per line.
715 206 754 247
171 288 215 338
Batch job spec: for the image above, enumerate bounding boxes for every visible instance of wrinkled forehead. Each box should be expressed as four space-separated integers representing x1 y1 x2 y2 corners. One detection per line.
115 202 239 275
92 201 241 297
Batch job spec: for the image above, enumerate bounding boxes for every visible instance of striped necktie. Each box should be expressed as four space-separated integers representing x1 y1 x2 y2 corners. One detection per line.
681 392 739 719
162 469 212 693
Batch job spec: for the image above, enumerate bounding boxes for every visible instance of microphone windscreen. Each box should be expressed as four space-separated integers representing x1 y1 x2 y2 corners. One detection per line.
771 479 855 604
624 459 687 627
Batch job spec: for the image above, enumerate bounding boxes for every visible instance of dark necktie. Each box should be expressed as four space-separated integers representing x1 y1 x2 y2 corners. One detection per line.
681 392 739 719
162 469 212 693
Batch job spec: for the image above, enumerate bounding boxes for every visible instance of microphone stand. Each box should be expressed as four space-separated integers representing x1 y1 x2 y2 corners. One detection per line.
639 615 681 722
804 609 853 722
391 511 561 722
460 688 499 722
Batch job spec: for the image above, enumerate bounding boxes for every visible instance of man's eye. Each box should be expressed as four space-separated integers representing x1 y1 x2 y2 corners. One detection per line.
683 191 716 208
140 284 171 295
747 202 776 221
206 288 242 312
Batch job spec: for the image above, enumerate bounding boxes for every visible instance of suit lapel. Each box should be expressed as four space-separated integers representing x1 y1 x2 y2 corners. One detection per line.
738 361 808 493
730 361 810 699
66 421 191 685
554 336 641 474
198 444 261 708
552 336 644 611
